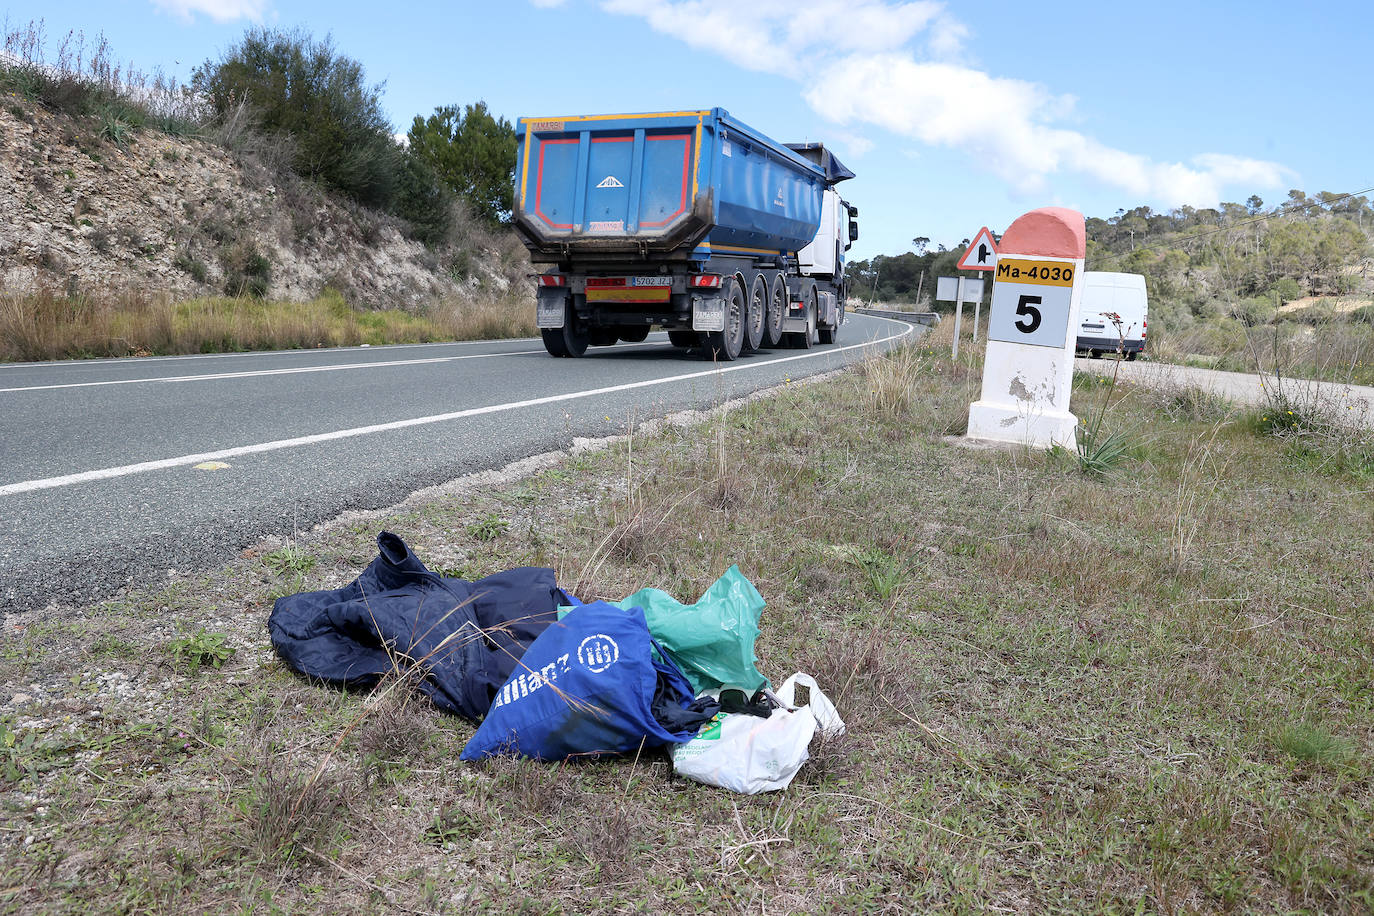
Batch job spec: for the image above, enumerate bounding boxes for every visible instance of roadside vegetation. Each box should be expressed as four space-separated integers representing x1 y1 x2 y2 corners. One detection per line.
1 20 530 361
0 287 535 361
3 326 1371 912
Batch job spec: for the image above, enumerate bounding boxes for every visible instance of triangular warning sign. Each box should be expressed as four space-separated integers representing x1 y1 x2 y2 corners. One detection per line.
956 226 998 271
596 175 625 188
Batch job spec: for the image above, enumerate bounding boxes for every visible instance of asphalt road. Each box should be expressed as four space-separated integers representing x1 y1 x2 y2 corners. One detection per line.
0 314 914 613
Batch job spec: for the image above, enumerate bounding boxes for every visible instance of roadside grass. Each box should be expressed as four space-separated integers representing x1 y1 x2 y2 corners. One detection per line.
2 333 1373 912
1151 315 1374 387
0 287 537 361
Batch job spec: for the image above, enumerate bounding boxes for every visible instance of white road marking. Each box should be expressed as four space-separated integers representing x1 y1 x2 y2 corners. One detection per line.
0 335 541 371
0 350 548 393
0 320 912 497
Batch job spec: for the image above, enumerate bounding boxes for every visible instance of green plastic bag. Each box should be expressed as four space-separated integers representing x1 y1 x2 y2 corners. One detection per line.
614 565 768 694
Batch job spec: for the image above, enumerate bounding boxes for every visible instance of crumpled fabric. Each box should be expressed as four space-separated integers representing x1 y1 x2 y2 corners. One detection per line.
268 531 561 722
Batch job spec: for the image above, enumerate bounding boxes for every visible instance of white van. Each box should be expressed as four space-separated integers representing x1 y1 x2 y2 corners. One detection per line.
1076 272 1147 359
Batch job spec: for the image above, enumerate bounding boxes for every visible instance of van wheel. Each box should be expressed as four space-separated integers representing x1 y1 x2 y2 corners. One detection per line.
1089 349 1101 359
1125 350 1138 361
705 277 745 361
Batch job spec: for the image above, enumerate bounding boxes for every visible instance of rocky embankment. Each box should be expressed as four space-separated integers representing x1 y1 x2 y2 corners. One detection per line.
0 104 510 306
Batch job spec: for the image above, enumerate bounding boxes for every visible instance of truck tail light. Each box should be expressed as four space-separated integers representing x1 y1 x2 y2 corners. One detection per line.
537 274 566 288
690 274 722 289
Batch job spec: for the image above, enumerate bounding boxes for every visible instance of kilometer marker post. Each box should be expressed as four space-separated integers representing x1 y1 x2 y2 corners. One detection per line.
966 207 1085 449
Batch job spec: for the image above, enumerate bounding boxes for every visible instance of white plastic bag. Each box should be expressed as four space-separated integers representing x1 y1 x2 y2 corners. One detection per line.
671 672 845 794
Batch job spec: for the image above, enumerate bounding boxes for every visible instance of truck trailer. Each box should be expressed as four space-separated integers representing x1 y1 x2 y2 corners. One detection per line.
512 109 858 360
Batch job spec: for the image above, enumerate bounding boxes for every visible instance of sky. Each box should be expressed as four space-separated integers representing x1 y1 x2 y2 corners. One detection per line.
5 0 1372 261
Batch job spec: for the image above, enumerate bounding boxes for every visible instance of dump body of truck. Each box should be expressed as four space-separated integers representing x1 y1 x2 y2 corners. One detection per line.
515 109 825 262
516 109 857 361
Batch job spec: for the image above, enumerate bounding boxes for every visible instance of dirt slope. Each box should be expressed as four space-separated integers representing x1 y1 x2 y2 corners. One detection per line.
0 104 515 306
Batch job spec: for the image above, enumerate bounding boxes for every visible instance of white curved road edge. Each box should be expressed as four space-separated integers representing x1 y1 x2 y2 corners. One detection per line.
0 321 914 497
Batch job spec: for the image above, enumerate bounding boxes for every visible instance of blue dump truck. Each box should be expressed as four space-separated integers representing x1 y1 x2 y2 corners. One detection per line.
513 109 858 360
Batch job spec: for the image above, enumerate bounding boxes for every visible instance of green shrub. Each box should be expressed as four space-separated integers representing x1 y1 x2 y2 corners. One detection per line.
221 243 272 298
193 27 403 211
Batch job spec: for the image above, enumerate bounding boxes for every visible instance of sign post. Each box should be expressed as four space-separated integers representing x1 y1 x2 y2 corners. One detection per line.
956 227 998 342
935 276 984 360
966 207 1085 449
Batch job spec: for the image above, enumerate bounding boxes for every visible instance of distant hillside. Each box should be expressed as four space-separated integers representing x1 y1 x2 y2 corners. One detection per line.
0 103 527 307
849 193 1374 331
1084 194 1374 329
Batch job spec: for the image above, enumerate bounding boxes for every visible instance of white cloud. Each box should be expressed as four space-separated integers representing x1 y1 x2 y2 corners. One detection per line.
595 0 1292 207
151 0 266 23
530 0 568 6
599 0 941 75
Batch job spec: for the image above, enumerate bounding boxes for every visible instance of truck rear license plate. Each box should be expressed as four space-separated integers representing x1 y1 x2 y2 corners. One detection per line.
692 296 725 332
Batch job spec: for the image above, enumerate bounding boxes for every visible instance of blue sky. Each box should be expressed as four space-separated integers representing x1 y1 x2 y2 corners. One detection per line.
6 0 1371 260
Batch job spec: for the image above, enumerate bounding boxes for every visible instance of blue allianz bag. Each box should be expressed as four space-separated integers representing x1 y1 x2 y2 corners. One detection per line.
460 600 700 761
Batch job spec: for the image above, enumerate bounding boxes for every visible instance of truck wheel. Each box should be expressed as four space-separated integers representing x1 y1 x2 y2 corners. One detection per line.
668 329 701 349
589 328 619 347
743 274 767 352
764 273 786 348
618 326 650 343
541 304 588 358
818 300 843 344
706 277 745 361
541 329 569 358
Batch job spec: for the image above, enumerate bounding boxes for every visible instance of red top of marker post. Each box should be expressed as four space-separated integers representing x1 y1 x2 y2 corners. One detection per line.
999 207 1085 259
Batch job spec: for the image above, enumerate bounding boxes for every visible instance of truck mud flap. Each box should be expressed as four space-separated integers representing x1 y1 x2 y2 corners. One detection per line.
692 295 726 332
536 290 569 329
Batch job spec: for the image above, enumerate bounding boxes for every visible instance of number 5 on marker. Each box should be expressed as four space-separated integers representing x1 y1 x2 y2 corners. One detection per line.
1015 295 1042 333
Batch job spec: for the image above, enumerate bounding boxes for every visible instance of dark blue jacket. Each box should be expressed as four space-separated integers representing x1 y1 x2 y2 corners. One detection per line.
268 531 561 722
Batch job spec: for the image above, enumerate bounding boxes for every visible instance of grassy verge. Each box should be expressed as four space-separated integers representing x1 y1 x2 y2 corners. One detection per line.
0 288 536 361
2 332 1371 912
1150 316 1374 387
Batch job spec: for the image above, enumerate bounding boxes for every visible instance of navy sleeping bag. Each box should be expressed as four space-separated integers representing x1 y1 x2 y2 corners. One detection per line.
461 600 706 761
268 531 561 722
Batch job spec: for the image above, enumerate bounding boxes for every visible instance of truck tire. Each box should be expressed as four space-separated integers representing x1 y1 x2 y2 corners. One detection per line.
818 299 841 344
743 274 767 352
668 329 701 349
706 277 745 361
764 273 786 348
541 303 589 358
589 328 619 347
618 326 650 343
